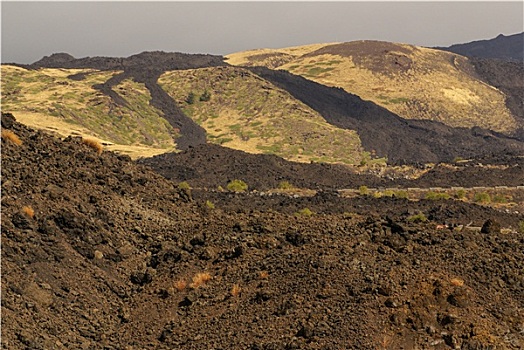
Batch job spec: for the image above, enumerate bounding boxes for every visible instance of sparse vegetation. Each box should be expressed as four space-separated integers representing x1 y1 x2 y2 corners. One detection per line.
278 181 294 190
492 194 507 203
199 90 211 102
22 206 34 218
474 192 491 204
450 278 464 287
519 221 524 234
407 213 427 223
174 279 187 292
178 181 191 191
227 179 248 192
1 67 177 156
158 66 363 165
295 208 314 217
205 200 215 209
186 91 196 104
425 191 450 200
1 130 22 145
393 190 408 199
454 189 466 199
190 272 212 289
82 137 103 155
358 185 369 196
231 284 241 297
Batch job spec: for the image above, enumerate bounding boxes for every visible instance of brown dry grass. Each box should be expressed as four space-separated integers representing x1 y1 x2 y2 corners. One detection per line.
174 279 187 292
450 278 465 287
231 284 241 297
82 137 103 155
1 130 23 145
259 271 269 280
22 206 35 218
189 272 212 289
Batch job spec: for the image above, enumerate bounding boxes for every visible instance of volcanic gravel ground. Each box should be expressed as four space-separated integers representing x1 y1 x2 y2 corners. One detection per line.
2 113 523 349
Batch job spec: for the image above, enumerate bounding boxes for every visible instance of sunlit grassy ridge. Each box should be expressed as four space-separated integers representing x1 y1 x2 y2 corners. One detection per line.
1 65 177 157
226 41 518 134
158 66 364 164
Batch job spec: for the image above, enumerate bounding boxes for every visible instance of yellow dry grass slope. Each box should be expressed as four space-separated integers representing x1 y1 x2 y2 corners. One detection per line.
158 66 364 165
226 41 518 134
1 65 177 158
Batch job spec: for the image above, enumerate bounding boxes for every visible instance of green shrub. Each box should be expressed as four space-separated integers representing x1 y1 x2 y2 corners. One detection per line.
295 208 314 217
394 190 408 199
474 192 491 204
492 194 507 203
199 90 211 102
186 92 196 104
227 179 248 192
425 191 450 200
358 185 369 196
454 189 466 199
407 213 427 223
205 200 215 209
178 181 191 190
519 221 524 234
382 190 394 197
278 181 294 190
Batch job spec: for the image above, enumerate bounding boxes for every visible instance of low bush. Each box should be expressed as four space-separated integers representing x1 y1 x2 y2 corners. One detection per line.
227 179 248 192
178 181 191 190
425 191 450 200
407 213 427 223
278 181 294 190
231 284 241 297
394 190 408 199
190 272 212 289
22 205 34 218
295 208 314 217
82 137 103 155
492 194 507 203
474 192 491 204
454 189 466 199
358 185 369 196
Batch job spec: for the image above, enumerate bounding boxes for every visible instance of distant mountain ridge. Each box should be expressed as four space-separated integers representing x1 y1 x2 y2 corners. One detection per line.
436 32 524 61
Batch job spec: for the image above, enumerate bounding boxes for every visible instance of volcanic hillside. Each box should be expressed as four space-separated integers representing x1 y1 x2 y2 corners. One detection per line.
2 38 523 164
2 112 524 349
226 40 520 134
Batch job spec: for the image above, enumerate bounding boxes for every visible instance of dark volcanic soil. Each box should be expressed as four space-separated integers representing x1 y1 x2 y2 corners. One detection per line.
2 113 524 349
139 143 524 190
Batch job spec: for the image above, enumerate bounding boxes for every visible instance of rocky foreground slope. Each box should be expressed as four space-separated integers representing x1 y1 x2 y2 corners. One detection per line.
1 113 523 349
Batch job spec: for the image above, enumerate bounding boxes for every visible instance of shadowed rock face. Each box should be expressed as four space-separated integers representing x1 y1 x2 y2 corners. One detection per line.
24 51 229 149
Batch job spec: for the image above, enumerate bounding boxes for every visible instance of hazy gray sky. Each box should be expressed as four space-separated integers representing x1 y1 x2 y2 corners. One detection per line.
1 1 523 64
